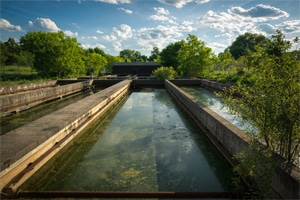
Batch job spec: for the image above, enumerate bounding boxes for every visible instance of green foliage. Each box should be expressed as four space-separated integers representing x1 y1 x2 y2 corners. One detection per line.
217 51 234 71
227 32 267 59
178 34 215 77
233 142 275 199
221 30 299 197
20 31 85 78
153 66 177 80
148 47 160 62
119 49 145 62
84 52 107 76
104 55 124 74
160 41 183 70
220 30 300 198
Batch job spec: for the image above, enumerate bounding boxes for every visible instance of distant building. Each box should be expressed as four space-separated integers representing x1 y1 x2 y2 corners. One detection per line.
112 62 161 76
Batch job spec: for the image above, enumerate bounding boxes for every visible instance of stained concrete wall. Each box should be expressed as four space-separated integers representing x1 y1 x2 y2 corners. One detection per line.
0 80 57 95
0 80 92 115
165 80 299 199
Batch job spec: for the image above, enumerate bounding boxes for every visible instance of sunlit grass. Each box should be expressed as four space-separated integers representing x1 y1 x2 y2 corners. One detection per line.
0 65 51 86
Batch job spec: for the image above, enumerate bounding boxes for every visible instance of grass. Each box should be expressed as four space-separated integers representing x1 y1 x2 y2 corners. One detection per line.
204 70 256 85
0 65 51 86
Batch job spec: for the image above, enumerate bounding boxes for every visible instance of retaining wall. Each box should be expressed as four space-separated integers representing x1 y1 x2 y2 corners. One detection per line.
0 81 57 95
0 80 92 115
165 80 299 199
0 80 131 193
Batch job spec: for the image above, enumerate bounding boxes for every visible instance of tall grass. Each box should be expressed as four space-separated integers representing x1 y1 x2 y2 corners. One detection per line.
0 65 50 86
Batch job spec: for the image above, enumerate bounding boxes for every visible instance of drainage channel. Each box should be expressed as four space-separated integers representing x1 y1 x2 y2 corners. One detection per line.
17 88 236 198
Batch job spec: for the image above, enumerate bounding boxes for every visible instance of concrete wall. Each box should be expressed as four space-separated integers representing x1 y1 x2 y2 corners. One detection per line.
165 80 299 199
0 80 57 95
0 80 92 115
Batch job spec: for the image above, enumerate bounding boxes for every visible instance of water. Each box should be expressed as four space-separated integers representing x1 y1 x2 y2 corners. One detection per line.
20 88 234 192
0 88 102 135
181 87 252 131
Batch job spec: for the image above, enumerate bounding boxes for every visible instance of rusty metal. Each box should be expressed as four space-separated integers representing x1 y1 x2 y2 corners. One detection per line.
17 191 234 199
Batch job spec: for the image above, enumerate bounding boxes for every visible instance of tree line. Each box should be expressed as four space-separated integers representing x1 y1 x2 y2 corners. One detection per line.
0 30 273 79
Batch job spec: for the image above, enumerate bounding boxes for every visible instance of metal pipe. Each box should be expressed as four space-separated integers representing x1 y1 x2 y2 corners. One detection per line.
17 191 234 199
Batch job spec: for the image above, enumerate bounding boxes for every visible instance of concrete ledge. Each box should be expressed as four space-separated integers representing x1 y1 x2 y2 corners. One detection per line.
165 80 299 199
0 80 131 191
0 81 57 95
0 80 92 115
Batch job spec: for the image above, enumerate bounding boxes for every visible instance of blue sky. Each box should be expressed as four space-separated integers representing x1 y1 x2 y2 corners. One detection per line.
1 0 299 56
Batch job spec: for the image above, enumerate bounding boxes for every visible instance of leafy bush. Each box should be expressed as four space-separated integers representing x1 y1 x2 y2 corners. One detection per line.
153 66 177 80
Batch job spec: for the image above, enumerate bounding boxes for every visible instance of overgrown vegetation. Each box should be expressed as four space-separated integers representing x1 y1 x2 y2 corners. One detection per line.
153 66 177 80
221 30 300 198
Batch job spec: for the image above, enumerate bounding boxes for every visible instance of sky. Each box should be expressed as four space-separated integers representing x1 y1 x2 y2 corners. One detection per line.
1 0 299 56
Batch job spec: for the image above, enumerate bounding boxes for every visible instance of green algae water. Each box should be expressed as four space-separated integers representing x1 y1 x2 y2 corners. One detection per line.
20 88 234 192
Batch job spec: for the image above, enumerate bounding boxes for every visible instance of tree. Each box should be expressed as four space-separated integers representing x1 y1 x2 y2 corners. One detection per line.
153 66 177 80
4 38 21 65
227 32 267 59
160 41 182 70
119 49 144 62
0 41 8 65
222 30 300 197
20 31 85 78
148 47 160 61
84 52 107 76
178 34 215 77
104 55 124 74
217 50 234 71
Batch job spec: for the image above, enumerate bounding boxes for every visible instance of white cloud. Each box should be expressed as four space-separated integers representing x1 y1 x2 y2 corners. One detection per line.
0 18 23 32
118 7 133 14
96 29 104 34
153 7 169 15
102 34 117 41
208 42 226 49
64 30 78 37
150 7 177 24
112 24 133 40
28 18 60 32
276 20 300 34
87 36 98 40
81 43 106 49
149 15 177 24
95 0 134 4
135 21 195 52
256 24 276 34
113 40 122 52
158 0 209 8
229 4 289 20
200 4 289 37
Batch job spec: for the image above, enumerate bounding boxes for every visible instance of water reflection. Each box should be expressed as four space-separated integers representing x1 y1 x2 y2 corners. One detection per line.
181 87 251 131
20 88 234 192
